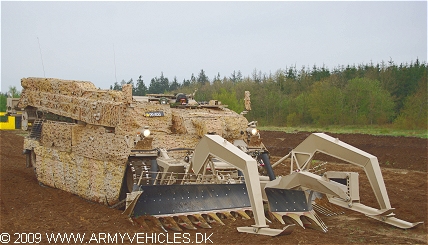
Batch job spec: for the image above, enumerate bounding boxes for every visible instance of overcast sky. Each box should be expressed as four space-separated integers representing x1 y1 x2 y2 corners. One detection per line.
1 1 427 92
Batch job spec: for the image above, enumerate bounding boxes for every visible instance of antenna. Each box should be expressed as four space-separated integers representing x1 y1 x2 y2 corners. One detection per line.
37 36 46 77
113 44 117 83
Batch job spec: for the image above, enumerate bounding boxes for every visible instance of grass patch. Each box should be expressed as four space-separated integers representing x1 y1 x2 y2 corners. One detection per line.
259 125 427 138
8 129 29 137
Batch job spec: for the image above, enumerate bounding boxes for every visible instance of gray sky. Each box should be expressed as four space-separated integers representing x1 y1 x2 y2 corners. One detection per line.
1 1 427 92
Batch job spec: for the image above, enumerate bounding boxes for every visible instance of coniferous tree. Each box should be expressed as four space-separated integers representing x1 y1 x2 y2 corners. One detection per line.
182 78 191 87
197 69 209 85
170 76 180 91
112 81 121 90
134 75 148 96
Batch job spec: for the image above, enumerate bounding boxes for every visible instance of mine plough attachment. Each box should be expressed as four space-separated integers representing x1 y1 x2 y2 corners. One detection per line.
266 133 423 230
124 133 422 236
124 135 297 236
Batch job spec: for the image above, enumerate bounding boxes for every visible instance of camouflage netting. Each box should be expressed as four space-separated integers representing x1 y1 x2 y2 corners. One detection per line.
18 78 130 127
171 108 247 141
20 77 250 205
71 124 132 161
33 143 126 204
41 121 73 152
24 137 40 150
119 103 173 135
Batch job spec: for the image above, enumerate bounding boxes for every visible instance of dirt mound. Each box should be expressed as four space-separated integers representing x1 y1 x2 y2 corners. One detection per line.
1 130 427 244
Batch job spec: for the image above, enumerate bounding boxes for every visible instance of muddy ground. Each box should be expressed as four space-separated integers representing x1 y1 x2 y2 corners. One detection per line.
1 130 427 244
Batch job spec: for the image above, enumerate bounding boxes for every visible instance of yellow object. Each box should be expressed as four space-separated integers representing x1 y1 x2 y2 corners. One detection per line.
0 112 16 130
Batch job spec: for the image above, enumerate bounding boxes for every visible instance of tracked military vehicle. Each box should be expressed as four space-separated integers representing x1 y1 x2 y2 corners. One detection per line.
18 77 422 236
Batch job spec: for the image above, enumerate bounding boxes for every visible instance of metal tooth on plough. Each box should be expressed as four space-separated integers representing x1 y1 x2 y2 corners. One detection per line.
176 215 198 229
265 188 328 232
131 209 254 231
204 213 225 225
234 210 252 220
159 216 183 231
220 211 236 221
187 214 212 228
133 215 168 232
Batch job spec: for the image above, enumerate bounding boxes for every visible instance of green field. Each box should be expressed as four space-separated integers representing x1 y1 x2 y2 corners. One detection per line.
260 125 428 138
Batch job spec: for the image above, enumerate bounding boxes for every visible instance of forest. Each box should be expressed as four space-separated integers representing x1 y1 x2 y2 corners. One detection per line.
110 60 427 130
1 60 426 130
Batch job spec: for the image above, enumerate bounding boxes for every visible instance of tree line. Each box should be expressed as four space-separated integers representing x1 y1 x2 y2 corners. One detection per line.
1 60 425 130
0 87 21 112
111 60 426 130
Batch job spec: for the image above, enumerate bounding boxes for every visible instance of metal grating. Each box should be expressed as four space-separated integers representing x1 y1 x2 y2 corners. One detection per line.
29 119 43 140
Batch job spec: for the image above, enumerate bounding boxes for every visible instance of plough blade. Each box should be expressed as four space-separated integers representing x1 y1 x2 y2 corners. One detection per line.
131 184 251 217
265 188 311 212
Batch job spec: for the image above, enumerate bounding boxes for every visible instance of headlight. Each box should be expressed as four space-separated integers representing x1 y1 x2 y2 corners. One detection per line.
143 129 151 137
251 128 258 135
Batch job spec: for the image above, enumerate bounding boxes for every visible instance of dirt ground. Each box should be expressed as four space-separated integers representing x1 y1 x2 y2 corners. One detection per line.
1 130 427 244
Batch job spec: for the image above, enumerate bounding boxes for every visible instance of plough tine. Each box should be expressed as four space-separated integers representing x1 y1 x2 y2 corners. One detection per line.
139 216 168 233
311 210 329 232
132 216 151 230
190 214 212 228
176 216 197 230
271 212 305 228
221 211 236 221
285 213 305 228
207 213 225 225
268 211 285 225
160 217 183 232
236 210 251 220
301 211 328 232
